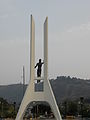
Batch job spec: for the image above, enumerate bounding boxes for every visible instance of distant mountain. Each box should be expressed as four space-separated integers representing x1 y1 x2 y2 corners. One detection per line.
0 84 27 105
50 76 90 103
0 76 90 105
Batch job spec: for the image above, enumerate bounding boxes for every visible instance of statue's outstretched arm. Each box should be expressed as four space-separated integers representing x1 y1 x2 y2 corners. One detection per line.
35 63 38 68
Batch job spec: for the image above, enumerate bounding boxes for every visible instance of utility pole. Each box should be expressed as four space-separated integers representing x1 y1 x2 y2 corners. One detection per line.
80 97 84 120
23 66 25 96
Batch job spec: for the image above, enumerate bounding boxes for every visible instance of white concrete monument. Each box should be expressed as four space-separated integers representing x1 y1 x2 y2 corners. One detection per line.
15 15 62 120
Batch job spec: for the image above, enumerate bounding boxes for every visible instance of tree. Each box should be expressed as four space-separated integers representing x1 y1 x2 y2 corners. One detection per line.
67 101 78 116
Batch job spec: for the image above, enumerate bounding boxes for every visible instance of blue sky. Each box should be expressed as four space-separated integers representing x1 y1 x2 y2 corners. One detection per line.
0 0 90 84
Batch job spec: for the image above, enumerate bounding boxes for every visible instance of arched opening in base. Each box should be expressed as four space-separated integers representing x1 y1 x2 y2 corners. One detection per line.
23 101 56 120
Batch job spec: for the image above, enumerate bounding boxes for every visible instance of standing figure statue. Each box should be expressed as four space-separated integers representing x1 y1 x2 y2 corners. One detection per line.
35 59 44 77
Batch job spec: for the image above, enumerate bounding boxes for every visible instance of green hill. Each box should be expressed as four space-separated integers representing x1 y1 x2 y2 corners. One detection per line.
0 76 90 105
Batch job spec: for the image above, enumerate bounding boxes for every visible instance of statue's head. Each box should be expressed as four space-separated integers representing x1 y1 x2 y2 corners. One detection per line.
39 59 41 63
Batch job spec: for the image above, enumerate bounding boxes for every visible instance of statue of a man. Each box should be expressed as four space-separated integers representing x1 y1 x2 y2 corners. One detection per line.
35 59 44 77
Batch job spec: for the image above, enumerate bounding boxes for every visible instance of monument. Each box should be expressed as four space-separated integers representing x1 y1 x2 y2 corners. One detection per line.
15 15 62 120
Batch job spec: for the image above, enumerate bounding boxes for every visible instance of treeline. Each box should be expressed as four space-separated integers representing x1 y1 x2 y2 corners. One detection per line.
59 97 90 118
0 97 17 118
1 97 90 119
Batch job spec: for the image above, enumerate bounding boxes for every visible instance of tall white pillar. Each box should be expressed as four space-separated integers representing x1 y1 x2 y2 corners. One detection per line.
30 15 35 85
44 17 48 82
44 17 62 120
15 15 35 120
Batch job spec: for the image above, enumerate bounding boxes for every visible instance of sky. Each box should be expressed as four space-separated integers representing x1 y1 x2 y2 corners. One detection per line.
0 0 90 85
